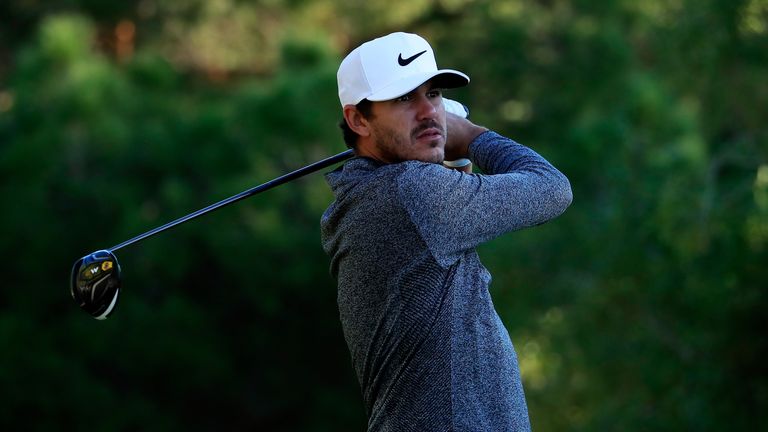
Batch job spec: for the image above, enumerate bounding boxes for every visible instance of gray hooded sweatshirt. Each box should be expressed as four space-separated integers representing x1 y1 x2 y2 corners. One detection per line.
321 131 572 431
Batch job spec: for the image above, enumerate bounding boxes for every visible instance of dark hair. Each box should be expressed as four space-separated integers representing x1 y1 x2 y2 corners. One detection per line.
339 99 373 149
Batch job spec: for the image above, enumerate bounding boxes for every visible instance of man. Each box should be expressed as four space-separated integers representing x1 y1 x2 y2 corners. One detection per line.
321 32 572 431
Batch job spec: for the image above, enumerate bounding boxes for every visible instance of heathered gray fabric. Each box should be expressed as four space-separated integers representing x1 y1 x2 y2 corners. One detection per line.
320 131 572 431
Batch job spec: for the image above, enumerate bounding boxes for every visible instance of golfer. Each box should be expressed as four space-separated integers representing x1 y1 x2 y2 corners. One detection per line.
321 32 572 431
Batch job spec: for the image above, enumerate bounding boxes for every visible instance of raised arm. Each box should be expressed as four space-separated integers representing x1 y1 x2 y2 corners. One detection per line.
398 129 572 267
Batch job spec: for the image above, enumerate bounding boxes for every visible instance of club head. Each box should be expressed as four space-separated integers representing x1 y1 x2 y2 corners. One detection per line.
70 250 122 320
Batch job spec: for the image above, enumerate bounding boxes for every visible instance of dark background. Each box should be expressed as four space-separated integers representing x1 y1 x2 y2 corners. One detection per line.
1 0 766 430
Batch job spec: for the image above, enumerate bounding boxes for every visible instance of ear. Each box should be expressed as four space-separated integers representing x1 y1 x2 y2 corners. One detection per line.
343 105 372 137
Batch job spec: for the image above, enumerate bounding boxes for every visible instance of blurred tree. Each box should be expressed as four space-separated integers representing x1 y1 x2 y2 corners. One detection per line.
0 0 766 431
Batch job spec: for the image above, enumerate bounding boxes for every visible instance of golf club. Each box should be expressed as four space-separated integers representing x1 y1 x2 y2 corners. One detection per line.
70 149 354 320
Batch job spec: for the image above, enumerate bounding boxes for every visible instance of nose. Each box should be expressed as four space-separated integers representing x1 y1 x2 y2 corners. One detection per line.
414 93 438 120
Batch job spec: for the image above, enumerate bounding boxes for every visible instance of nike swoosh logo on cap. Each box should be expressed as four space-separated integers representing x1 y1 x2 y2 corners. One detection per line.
398 50 427 66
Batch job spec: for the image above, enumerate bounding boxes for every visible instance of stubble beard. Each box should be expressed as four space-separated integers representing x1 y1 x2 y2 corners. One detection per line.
372 121 445 164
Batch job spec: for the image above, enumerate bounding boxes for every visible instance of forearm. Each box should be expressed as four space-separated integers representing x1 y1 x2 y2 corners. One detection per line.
468 130 573 221
470 131 564 178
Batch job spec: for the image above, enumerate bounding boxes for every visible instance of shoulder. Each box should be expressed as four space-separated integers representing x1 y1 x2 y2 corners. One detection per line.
396 161 455 190
396 161 470 207
397 160 453 179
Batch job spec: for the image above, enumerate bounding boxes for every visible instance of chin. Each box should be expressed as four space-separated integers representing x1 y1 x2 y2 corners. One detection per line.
419 150 445 164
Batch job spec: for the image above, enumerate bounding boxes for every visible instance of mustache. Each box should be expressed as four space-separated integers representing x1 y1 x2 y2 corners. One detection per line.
411 120 444 138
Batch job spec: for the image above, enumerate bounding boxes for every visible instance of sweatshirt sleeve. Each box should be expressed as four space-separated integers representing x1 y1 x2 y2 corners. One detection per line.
397 130 572 267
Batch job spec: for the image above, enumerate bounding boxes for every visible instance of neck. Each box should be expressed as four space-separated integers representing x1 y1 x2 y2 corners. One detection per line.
354 139 394 164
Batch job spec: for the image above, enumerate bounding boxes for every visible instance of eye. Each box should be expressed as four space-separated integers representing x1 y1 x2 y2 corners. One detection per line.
395 94 412 102
427 89 443 98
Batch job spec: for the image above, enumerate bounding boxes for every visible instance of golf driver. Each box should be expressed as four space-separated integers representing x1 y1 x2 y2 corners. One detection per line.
70 98 470 320
70 149 354 319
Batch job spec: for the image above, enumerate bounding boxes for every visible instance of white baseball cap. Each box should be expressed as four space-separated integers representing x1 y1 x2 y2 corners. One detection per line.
337 32 469 107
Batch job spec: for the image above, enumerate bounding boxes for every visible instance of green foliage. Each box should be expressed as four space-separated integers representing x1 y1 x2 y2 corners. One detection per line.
0 1 766 430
